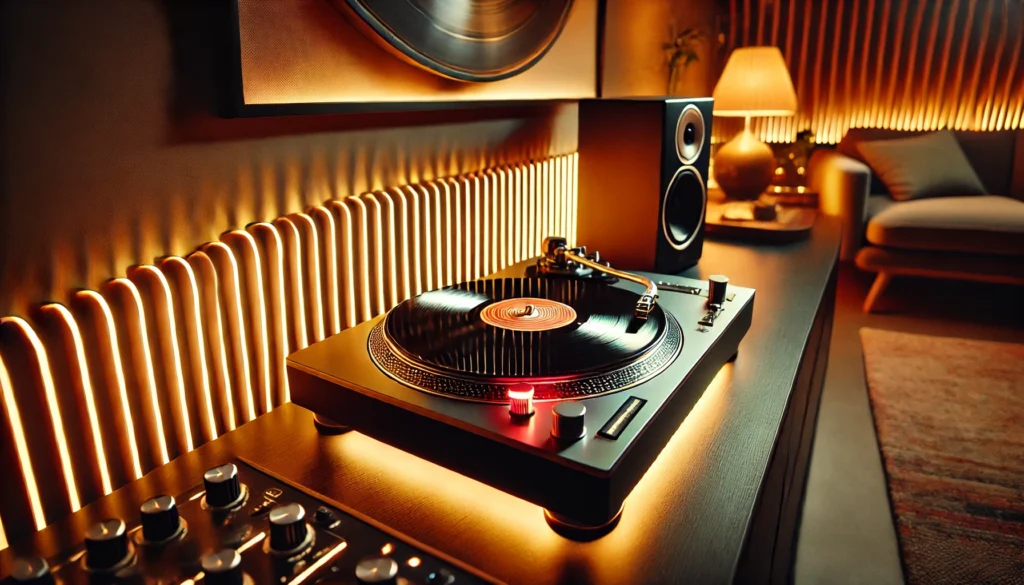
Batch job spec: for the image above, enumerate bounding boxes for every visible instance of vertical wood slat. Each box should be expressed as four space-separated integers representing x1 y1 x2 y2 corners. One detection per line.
0 153 577 542
159 257 219 445
719 0 1024 143
127 266 194 459
71 291 144 485
34 304 112 504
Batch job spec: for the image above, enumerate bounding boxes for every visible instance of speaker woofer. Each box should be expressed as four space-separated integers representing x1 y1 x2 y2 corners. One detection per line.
675 105 705 165
661 166 706 250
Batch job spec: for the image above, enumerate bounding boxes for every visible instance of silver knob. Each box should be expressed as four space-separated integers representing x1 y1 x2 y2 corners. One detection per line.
201 549 245 585
268 503 311 554
140 495 183 543
84 518 133 572
11 557 54 585
355 556 399 584
551 401 586 441
203 463 244 509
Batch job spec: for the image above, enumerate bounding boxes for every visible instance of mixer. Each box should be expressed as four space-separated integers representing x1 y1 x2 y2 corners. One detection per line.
2 459 494 585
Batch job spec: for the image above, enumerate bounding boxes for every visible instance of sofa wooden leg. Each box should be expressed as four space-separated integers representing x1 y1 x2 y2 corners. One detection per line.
863 272 892 313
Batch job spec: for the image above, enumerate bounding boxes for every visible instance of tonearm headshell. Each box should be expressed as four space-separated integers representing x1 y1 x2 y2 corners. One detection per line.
529 236 660 320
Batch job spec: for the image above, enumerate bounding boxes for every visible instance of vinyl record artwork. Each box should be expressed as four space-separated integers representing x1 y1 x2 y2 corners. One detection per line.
231 0 597 113
336 0 575 82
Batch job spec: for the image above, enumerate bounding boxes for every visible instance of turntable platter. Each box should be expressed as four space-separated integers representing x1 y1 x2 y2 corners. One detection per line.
369 278 684 402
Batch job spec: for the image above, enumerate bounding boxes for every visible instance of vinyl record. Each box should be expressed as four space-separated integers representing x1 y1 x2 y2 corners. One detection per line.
333 0 575 81
370 278 684 402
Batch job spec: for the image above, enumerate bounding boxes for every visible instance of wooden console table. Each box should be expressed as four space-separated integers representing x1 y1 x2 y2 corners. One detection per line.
1 219 841 585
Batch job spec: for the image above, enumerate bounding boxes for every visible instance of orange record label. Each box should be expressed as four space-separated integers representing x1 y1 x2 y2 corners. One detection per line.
479 297 577 332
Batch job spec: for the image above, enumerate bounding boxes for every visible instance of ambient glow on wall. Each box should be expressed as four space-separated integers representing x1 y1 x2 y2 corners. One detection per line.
717 0 1024 144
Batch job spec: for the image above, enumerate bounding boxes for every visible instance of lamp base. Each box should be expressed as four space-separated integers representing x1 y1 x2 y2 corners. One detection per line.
714 127 775 200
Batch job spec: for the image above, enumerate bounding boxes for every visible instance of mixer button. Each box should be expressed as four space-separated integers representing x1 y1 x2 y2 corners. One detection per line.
140 494 184 543
201 549 245 585
314 506 337 526
354 556 399 584
426 568 456 585
84 518 134 572
267 503 312 555
10 557 54 585
204 463 245 510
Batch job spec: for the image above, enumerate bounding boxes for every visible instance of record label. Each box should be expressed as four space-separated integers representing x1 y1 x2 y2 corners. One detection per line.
479 297 577 332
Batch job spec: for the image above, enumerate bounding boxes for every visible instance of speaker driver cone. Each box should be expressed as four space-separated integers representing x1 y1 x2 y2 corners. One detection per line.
675 104 706 165
662 167 706 250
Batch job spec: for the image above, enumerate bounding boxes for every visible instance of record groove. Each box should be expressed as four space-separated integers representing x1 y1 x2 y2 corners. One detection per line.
369 278 684 402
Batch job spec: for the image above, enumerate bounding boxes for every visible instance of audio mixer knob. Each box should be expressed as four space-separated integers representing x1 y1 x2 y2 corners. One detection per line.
140 495 184 543
201 549 245 585
84 518 133 572
267 503 311 555
10 557 54 585
551 401 586 441
204 463 244 509
354 556 399 584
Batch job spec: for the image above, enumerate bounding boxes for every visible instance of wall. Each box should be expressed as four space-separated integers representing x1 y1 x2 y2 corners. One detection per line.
719 0 1024 143
601 0 720 98
0 0 578 318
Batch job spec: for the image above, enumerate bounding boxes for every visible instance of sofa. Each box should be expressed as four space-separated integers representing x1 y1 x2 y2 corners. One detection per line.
809 128 1024 312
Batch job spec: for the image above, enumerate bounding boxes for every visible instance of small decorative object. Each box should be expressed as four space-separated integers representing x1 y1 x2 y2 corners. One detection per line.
664 24 705 95
711 47 798 200
772 130 816 188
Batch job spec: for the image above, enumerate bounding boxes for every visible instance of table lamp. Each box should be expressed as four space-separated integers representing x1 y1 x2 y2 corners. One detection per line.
712 47 797 200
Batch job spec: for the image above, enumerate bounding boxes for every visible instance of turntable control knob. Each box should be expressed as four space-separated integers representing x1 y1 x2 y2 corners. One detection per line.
201 549 245 585
204 463 244 509
268 503 311 554
708 275 729 306
84 518 133 571
10 557 54 585
355 556 399 584
508 384 535 417
140 495 183 543
551 401 586 441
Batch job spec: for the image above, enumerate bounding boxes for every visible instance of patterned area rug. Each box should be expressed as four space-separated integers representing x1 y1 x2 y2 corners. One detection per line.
861 328 1024 585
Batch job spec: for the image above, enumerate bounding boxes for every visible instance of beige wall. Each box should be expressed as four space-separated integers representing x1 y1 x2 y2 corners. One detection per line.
601 0 719 98
0 1 577 317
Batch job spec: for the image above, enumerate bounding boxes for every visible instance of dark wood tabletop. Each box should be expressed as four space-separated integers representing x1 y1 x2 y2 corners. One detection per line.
1 218 842 585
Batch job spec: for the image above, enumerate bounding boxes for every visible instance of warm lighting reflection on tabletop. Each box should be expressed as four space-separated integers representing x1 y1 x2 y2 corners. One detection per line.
323 365 734 576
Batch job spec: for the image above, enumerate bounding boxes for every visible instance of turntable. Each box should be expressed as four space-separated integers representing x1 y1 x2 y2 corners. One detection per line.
288 237 754 539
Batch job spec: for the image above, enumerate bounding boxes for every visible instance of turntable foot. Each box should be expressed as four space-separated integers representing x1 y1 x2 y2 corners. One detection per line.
542 506 623 541
313 414 351 436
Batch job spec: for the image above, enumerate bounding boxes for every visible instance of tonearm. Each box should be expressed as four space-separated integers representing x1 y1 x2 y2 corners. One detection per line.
533 236 659 320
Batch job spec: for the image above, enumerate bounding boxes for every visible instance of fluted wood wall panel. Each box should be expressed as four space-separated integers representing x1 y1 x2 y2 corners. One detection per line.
0 154 578 544
718 0 1024 143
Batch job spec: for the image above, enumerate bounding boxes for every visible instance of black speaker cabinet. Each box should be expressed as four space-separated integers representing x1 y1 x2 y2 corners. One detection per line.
577 98 713 273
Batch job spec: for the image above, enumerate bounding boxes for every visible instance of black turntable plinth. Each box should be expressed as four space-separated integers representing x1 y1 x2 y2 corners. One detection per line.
288 260 754 536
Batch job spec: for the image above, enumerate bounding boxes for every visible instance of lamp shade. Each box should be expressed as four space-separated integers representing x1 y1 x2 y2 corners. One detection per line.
712 47 797 117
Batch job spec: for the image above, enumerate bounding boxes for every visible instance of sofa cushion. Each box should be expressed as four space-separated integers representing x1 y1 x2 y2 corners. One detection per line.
856 131 987 201
837 128 1017 196
866 195 1024 256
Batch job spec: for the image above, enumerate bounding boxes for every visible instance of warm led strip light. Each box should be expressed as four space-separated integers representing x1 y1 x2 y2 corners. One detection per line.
289 541 348 585
0 353 47 530
0 154 577 541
